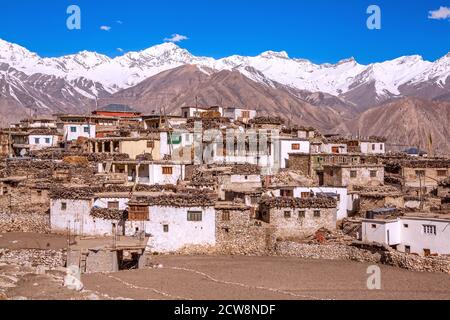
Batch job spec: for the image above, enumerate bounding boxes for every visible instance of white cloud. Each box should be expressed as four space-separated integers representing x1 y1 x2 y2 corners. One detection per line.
117 48 124 52
100 25 111 31
429 6 450 20
116 20 123 24
164 33 189 43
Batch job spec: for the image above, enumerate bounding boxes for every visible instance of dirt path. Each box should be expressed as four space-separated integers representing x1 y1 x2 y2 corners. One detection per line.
82 256 450 300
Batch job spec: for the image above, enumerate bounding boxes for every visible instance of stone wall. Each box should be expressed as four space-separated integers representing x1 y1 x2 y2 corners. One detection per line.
215 208 275 255
275 241 450 274
265 207 336 240
0 212 50 233
0 249 65 269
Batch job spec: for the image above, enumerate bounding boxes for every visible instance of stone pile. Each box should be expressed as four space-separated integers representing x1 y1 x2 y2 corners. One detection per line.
0 249 65 269
0 213 50 233
90 208 128 220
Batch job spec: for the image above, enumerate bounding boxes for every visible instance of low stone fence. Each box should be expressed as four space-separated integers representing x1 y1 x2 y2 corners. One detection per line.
275 241 450 274
0 213 50 233
0 249 65 269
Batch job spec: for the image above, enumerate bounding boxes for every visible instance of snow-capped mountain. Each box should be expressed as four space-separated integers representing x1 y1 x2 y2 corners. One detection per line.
0 38 450 113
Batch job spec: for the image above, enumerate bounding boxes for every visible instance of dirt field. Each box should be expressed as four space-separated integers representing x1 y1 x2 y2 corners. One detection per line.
1 233 449 300
82 256 450 300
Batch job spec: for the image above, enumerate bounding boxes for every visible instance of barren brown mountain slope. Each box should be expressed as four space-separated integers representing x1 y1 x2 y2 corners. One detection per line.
347 98 450 155
102 65 347 133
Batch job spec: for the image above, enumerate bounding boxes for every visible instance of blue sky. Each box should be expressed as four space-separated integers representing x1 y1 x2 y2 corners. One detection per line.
1 0 450 64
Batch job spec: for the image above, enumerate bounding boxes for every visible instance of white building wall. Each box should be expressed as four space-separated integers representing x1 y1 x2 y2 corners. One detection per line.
64 124 96 141
125 206 216 253
50 199 119 237
28 135 58 150
293 187 348 220
93 197 129 210
360 142 385 155
280 140 310 169
362 217 450 256
147 164 185 185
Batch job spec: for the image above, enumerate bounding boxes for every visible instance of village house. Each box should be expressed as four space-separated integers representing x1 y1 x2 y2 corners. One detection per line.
223 107 257 123
362 213 450 256
99 160 187 186
181 106 212 118
11 116 57 130
125 193 217 253
142 114 188 130
400 160 450 192
279 136 310 169
92 104 142 119
259 197 337 239
360 137 386 155
323 164 385 187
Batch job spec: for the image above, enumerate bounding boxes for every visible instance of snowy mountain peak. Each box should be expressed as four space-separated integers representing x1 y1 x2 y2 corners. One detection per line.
259 50 289 59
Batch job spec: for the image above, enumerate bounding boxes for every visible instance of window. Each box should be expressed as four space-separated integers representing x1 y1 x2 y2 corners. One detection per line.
162 167 173 175
34 138 40 144
147 141 155 148
380 144 384 151
291 143 300 151
331 146 340 154
437 170 447 177
61 202 67 211
424 249 431 257
241 111 250 118
301 192 311 198
423 225 436 235
163 225 169 233
187 211 202 222
108 201 119 209
313 210 321 218
371 224 377 229
298 211 305 219
45 138 50 144
2 187 8 195
403 224 409 228
222 211 230 221
350 171 357 178
129 205 149 221
370 170 377 178
280 189 293 197
284 211 291 218
415 170 425 178
70 127 77 133
372 144 376 151
405 246 411 254
37 190 42 197
83 126 90 133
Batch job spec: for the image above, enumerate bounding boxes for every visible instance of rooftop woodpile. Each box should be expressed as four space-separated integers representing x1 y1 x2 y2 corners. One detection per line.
49 184 179 199
231 164 261 175
400 159 450 168
90 208 128 220
129 193 216 207
259 196 337 209
352 185 403 198
249 116 284 125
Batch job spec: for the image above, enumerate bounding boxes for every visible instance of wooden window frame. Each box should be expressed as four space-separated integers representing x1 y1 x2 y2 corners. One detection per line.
187 211 203 222
291 143 301 151
162 167 173 175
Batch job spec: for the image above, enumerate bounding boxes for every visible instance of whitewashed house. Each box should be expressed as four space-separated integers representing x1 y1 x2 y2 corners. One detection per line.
64 123 96 141
28 130 60 151
360 138 386 155
279 138 310 169
126 194 216 253
362 214 450 256
223 107 257 123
